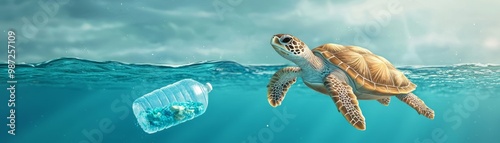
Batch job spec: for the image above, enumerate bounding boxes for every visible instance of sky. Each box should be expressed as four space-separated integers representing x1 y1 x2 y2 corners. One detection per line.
0 0 499 65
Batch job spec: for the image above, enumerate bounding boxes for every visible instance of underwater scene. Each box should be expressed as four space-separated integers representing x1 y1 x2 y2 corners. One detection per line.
1 0 500 143
0 59 499 143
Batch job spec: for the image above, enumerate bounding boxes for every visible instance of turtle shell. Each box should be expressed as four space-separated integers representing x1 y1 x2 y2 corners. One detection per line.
313 43 416 95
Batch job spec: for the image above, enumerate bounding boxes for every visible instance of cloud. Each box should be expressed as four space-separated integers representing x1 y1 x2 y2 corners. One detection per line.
140 7 216 18
0 0 499 65
483 37 499 50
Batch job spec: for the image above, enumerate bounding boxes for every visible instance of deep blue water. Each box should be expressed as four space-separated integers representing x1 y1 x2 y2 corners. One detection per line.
1 58 499 143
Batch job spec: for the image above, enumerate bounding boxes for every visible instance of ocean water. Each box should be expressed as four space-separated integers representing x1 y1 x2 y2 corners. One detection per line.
1 58 499 143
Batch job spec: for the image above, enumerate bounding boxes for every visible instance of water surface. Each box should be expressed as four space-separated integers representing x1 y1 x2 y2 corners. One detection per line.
1 58 499 143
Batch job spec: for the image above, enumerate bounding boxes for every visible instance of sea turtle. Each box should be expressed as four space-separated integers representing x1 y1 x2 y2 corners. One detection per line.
267 34 434 130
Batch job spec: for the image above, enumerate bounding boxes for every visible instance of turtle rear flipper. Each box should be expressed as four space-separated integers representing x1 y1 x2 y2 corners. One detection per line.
267 67 301 107
396 93 435 119
377 97 391 106
324 73 366 130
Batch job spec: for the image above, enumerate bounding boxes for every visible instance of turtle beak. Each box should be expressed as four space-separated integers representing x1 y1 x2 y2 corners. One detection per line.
272 34 285 46
271 36 288 55
271 36 284 49
271 36 280 45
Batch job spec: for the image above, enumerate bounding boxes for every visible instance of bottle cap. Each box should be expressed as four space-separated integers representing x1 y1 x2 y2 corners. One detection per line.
205 82 212 93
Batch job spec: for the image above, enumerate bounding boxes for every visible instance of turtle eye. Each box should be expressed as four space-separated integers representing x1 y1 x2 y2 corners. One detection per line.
280 35 292 44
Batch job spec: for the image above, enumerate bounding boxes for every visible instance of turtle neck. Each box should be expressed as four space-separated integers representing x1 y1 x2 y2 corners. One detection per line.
294 48 325 71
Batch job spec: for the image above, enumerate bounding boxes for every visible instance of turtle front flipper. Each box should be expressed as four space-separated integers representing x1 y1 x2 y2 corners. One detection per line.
324 74 366 130
377 97 391 106
396 93 435 119
267 67 301 107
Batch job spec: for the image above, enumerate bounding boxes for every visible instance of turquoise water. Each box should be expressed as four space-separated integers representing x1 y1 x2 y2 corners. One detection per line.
1 58 499 143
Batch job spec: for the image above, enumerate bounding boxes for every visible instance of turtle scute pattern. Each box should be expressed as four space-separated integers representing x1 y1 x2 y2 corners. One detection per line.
314 44 417 95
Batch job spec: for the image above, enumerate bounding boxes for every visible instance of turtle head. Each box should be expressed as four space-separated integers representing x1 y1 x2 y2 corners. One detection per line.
271 34 309 60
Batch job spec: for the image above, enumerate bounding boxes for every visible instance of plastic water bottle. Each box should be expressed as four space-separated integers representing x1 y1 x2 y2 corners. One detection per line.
132 79 212 134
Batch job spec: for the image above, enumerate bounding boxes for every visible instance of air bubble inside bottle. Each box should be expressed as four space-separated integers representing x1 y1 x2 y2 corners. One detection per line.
132 79 212 134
